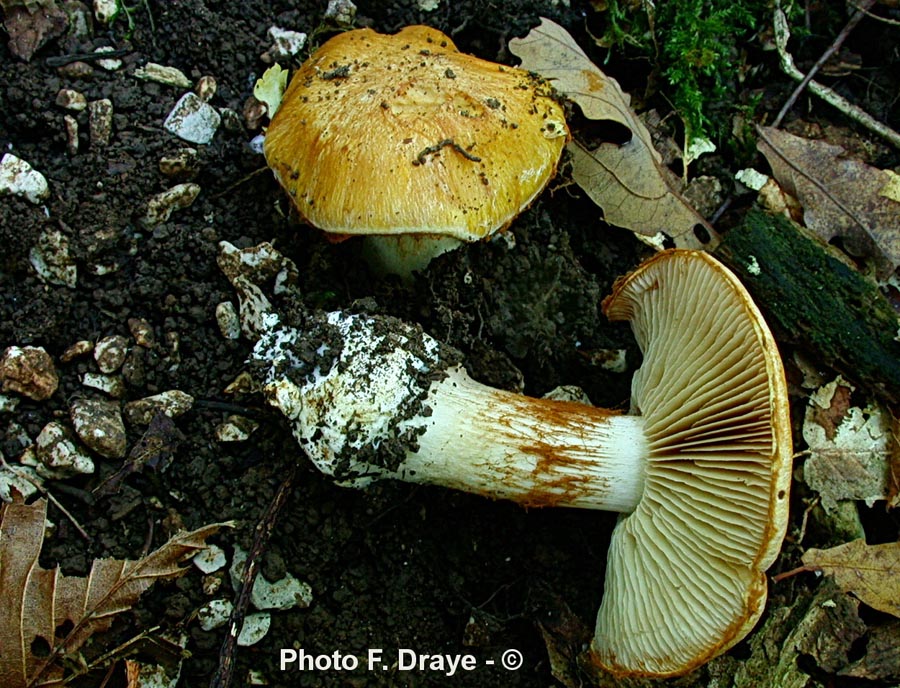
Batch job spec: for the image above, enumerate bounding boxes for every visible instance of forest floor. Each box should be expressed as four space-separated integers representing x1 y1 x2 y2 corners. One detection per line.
1 1 898 687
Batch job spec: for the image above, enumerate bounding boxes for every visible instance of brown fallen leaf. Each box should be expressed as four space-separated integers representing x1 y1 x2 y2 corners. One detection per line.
801 539 900 618
93 412 185 497
1 0 68 62
532 588 591 688
757 126 900 278
509 18 718 250
733 579 866 687
888 411 900 509
0 495 231 687
802 377 893 514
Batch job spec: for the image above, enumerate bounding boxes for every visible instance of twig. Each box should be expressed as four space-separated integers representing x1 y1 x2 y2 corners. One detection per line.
773 0 875 127
209 464 297 688
210 167 270 200
850 0 900 26
62 626 162 685
772 8 900 150
0 456 91 542
771 564 811 583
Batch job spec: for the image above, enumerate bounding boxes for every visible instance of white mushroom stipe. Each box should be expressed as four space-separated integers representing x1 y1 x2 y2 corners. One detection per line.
220 242 792 678
256 312 648 511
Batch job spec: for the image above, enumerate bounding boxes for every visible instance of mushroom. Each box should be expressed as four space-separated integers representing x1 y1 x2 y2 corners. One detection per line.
262 25 568 276
220 244 791 677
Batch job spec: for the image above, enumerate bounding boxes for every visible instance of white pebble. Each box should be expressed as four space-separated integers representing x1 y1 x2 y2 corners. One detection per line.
133 63 192 89
33 422 95 479
164 92 221 145
214 415 259 442
93 46 123 71
142 183 201 227
216 301 241 340
93 0 119 23
198 599 233 631
266 26 307 59
94 335 129 373
0 154 49 205
82 372 126 398
237 612 271 646
29 229 77 288
0 462 40 502
193 543 228 574
124 389 194 425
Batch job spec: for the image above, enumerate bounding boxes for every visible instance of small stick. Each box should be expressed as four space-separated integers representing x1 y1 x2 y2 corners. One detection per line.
0 456 92 542
45 48 132 67
850 0 900 27
209 464 297 688
773 0 875 127
772 8 900 149
771 564 811 583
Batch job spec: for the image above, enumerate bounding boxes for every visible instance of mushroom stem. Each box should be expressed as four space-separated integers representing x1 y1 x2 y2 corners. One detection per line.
388 366 647 510
256 309 647 512
224 242 792 678
361 234 464 277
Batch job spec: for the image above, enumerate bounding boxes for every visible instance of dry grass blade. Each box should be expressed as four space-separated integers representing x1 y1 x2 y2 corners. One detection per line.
509 18 718 250
0 495 231 688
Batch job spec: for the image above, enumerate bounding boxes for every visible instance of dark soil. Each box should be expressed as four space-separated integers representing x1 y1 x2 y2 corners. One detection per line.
1 1 897 688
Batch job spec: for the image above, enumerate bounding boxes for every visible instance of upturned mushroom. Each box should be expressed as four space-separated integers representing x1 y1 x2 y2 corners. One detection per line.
262 25 568 275
220 243 791 677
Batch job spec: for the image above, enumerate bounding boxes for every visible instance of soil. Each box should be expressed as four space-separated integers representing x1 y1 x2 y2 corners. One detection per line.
1 1 898 688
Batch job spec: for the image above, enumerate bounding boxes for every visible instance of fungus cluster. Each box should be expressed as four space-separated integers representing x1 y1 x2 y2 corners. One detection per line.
263 25 569 275
221 243 792 677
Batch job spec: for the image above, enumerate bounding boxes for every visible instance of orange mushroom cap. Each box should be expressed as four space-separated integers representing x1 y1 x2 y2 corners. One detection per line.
263 25 569 241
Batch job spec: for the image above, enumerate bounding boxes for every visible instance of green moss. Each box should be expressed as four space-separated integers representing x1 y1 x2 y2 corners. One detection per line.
597 0 772 148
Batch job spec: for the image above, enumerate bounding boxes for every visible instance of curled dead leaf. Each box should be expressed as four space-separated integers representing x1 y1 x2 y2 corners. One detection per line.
509 18 718 250
757 126 900 278
0 495 231 687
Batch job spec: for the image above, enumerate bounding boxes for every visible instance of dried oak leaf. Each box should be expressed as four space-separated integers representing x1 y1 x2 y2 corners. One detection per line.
757 126 900 278
802 377 893 514
509 18 717 250
802 539 900 618
0 495 230 688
